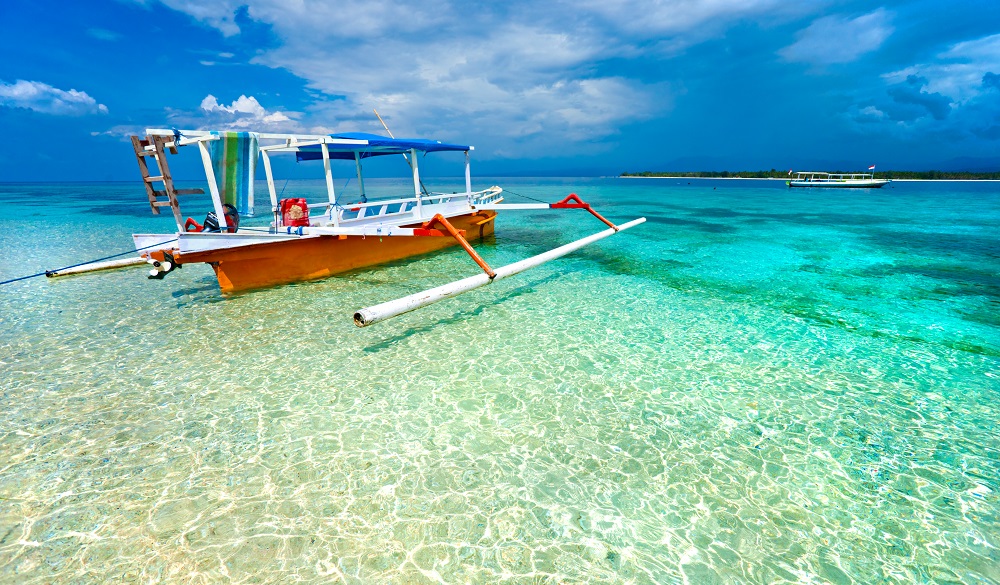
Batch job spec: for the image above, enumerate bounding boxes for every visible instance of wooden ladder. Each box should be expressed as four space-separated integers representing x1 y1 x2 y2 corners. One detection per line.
131 134 205 230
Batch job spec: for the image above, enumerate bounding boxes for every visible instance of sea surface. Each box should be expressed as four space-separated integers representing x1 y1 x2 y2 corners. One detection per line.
1 177 998 584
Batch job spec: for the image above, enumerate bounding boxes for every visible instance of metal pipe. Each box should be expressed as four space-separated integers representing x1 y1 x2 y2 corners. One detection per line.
198 140 228 230
353 217 645 327
354 152 366 201
321 142 339 227
261 150 278 209
476 203 549 210
411 148 422 217
465 150 471 197
420 214 495 278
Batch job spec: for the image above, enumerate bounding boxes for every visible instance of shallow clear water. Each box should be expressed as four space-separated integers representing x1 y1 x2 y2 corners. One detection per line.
1 178 998 584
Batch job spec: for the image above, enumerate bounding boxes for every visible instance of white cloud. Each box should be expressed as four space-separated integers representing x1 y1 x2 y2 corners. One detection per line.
780 9 893 65
0 79 108 115
883 33 1000 103
573 0 799 36
87 28 122 41
148 1 819 156
95 96 301 138
157 94 297 131
157 0 244 36
845 33 1000 142
91 124 147 139
190 94 293 126
860 106 886 119
183 2 675 153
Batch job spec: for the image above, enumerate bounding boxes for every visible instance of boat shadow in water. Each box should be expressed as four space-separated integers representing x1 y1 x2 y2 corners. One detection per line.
170 281 230 307
361 271 564 354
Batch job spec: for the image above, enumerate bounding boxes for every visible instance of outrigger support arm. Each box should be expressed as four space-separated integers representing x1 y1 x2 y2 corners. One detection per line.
418 214 496 278
476 193 618 230
353 217 646 327
550 194 617 230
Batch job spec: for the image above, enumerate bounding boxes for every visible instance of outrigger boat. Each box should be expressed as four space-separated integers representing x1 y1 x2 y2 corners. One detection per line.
787 171 889 188
129 129 644 326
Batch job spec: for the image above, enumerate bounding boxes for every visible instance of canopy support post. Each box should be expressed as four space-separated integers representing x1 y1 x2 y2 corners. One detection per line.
261 150 279 227
465 150 472 202
262 150 277 209
411 147 422 219
321 142 338 227
354 152 366 202
198 140 228 230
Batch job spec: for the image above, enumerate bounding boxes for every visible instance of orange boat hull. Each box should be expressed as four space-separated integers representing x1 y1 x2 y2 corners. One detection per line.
175 211 496 294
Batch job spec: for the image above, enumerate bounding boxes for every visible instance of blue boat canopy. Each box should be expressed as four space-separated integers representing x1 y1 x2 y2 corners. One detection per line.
296 132 471 162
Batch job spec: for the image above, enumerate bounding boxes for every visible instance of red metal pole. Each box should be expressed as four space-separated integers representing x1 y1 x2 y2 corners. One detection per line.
420 214 496 278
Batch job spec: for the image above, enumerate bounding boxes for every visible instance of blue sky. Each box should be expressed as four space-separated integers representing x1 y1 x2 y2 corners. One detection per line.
0 0 998 180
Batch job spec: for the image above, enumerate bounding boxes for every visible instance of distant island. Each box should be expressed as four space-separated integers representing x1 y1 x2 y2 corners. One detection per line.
621 170 1000 180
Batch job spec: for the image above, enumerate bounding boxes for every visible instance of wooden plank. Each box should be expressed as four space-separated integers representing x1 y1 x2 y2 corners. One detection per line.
152 188 204 197
131 135 161 215
151 135 183 229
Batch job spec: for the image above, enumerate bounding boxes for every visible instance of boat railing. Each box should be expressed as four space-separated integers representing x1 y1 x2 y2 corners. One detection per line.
327 192 467 211
296 189 498 226
827 173 873 180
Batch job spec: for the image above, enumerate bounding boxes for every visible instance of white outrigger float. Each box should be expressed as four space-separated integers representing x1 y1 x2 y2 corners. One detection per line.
787 171 889 188
129 129 644 326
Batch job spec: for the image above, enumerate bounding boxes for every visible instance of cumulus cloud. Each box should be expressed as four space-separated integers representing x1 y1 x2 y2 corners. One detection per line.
780 9 893 65
93 96 302 139
157 0 244 36
852 105 887 123
884 33 1000 103
848 33 1000 142
159 94 299 131
886 75 951 120
145 0 817 156
0 79 108 115
200 94 291 123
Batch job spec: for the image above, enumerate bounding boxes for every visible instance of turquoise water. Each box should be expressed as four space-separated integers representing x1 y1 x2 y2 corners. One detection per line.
1 178 998 583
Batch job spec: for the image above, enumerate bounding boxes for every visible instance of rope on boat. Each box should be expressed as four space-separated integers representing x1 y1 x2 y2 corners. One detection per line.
501 188 550 205
0 238 179 287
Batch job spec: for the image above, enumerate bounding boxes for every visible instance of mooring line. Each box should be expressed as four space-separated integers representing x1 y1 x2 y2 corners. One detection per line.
502 188 550 204
0 238 179 287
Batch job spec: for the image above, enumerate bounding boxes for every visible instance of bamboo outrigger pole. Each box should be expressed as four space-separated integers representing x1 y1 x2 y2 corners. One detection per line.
353 217 645 327
45 256 147 278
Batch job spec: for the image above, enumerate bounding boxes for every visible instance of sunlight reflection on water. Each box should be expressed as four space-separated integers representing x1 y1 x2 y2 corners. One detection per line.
1 178 998 583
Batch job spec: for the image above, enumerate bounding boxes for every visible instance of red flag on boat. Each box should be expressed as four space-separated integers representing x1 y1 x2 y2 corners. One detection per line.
868 165 876 170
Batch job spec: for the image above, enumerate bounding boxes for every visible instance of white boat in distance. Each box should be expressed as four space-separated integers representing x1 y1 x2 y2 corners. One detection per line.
787 171 889 188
